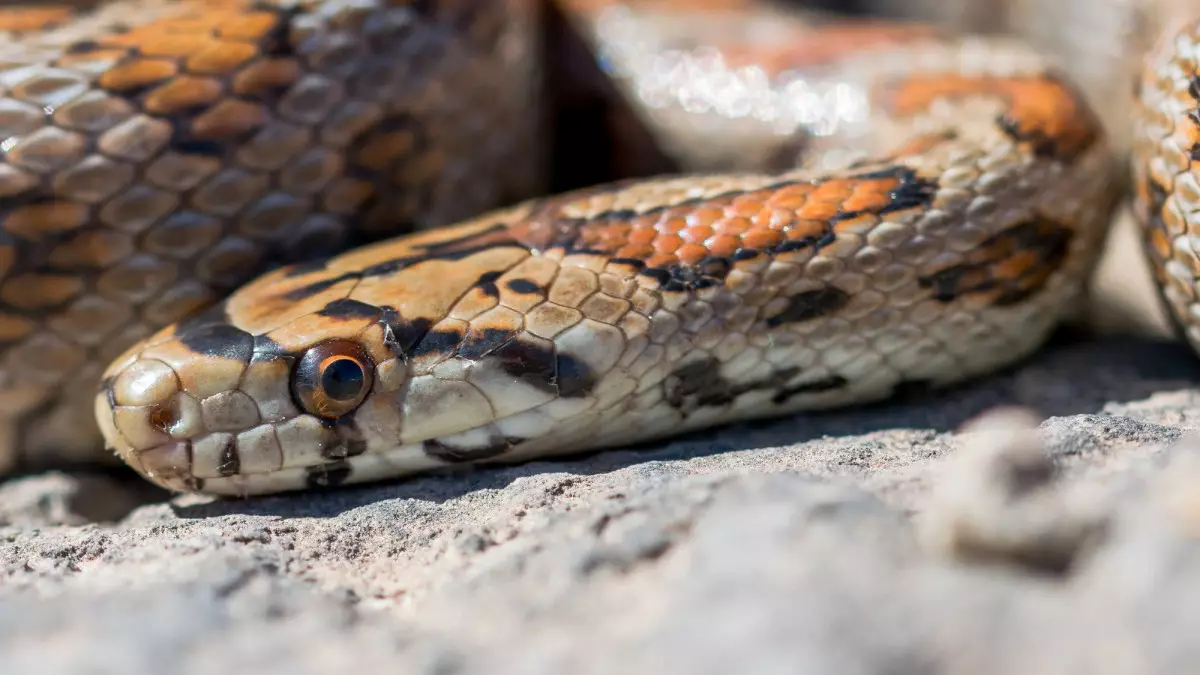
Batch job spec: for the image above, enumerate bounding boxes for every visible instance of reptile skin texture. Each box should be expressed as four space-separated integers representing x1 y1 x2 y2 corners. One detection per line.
1133 11 1200 354
0 0 542 471
90 1 1122 495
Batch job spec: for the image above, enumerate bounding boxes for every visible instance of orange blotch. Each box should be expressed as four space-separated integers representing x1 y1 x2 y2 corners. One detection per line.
764 185 811 210
1149 227 1173 260
645 252 678 268
794 200 840 221
706 234 742 258
741 229 783 250
681 225 713 244
685 208 723 229
992 249 1041 280
615 244 654 260
0 7 73 33
628 228 657 246
676 243 709 265
653 234 683 254
887 74 1100 161
717 216 751 236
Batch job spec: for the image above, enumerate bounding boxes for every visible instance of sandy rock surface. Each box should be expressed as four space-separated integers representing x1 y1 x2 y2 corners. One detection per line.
5 319 1200 674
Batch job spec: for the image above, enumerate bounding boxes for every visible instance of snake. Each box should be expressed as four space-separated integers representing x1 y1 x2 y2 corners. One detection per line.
4 0 1181 497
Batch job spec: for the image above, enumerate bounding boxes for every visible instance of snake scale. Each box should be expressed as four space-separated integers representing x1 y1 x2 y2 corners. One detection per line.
0 0 1190 497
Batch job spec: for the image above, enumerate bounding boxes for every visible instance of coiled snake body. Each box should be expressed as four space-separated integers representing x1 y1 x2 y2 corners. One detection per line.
1 0 1178 496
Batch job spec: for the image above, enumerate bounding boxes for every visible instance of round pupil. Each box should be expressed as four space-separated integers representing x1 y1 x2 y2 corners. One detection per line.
321 358 364 401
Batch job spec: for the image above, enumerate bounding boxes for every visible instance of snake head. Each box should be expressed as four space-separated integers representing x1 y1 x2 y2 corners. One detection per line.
93 261 442 496
90 214 612 496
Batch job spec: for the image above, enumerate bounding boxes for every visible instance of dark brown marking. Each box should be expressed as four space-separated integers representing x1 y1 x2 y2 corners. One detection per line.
255 2 299 58
474 270 503 298
381 314 433 358
666 358 726 409
1189 74 1200 101
457 328 517 361
281 233 523 301
252 335 290 360
423 436 520 463
280 277 343 301
555 353 597 398
775 231 836 254
666 358 806 412
178 324 254 363
409 329 464 359
491 336 557 393
305 460 352 488
505 278 541 294
665 257 734 293
65 40 102 54
322 417 368 459
766 287 851 326
316 298 381 320
217 437 240 478
640 262 727 293
919 216 1073 306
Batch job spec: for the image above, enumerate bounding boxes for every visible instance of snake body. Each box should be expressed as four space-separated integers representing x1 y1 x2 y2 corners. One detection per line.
89 3 1119 496
0 0 1145 496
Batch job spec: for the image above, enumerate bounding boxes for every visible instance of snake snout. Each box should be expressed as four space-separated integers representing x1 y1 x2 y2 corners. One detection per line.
93 320 409 493
94 336 325 492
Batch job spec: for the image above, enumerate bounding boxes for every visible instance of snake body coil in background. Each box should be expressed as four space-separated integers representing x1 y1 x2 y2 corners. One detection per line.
0 0 1183 496
0 0 543 471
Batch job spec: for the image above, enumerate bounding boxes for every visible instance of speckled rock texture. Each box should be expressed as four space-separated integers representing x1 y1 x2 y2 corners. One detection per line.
5 298 1200 674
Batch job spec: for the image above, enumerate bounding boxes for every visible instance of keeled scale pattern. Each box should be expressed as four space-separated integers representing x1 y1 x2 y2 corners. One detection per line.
0 0 542 471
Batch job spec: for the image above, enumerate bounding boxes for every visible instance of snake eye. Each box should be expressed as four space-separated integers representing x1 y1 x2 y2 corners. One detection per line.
292 340 374 419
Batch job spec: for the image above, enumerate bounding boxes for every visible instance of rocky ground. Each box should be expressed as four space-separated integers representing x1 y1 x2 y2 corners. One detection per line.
5 214 1200 674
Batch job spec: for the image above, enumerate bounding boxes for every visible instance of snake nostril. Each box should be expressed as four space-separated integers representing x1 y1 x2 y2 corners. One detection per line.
148 405 177 434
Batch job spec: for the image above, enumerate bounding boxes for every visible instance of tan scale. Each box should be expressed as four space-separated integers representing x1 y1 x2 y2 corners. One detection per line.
90 1 1121 495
